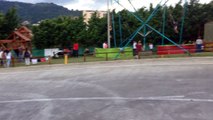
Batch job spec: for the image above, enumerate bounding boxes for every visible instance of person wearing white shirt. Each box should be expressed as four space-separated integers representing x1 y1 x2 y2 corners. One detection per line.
133 41 137 56
103 42 108 49
196 36 203 52
5 49 12 67
0 48 3 66
149 43 154 52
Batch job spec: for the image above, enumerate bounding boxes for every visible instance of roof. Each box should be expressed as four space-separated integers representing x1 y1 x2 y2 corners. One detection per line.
18 26 32 33
0 26 31 45
0 40 13 43
14 31 31 41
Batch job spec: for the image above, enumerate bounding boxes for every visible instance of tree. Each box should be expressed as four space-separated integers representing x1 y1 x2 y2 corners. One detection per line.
184 0 213 40
0 12 4 39
32 16 87 49
32 1 213 49
86 12 107 47
1 7 20 38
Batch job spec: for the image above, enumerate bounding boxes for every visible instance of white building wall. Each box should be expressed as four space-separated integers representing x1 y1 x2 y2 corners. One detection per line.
83 10 107 24
204 22 213 41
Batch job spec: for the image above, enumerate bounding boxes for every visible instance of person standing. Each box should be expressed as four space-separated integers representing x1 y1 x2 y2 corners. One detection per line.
73 43 79 57
103 42 108 49
133 41 137 57
136 41 143 59
149 42 154 52
18 46 24 62
23 48 31 65
84 48 90 54
195 36 203 52
4 49 12 67
0 48 4 66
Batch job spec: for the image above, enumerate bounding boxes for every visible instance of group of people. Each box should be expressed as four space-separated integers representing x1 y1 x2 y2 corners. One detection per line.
102 40 154 59
0 47 32 68
0 48 12 67
133 40 143 59
101 36 203 59
133 40 154 59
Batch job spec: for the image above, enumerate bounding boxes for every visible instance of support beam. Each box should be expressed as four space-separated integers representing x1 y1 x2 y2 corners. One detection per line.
107 0 111 48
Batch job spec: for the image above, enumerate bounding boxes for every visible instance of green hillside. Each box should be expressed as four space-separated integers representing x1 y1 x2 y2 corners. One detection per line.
0 1 82 23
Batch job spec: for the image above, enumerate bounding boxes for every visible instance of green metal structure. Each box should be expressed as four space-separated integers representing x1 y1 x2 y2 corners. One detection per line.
112 0 189 59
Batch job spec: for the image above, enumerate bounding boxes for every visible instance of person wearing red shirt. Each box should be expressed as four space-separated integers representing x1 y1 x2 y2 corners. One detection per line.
136 41 143 59
73 43 79 57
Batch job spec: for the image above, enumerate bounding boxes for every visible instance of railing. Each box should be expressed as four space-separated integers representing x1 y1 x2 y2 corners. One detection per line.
157 44 195 55
1 46 213 68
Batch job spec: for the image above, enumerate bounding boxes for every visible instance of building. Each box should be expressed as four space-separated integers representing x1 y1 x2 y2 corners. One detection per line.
204 21 213 52
204 21 213 41
83 10 107 24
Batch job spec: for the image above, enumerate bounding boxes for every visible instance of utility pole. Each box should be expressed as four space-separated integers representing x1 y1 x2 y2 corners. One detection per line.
107 0 111 48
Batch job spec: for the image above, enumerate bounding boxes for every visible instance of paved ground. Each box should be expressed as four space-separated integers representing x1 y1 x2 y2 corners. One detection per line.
0 57 213 120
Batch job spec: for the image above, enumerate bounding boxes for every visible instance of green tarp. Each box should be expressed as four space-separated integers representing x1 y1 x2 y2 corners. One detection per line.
32 49 44 57
95 47 133 58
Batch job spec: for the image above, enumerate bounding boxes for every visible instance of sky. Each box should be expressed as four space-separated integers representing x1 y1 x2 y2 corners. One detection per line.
5 0 212 11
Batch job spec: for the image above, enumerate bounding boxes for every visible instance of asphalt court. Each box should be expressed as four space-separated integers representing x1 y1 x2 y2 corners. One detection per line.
0 57 213 120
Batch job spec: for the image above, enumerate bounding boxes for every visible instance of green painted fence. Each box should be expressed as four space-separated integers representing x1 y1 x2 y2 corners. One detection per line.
32 49 44 57
95 47 133 58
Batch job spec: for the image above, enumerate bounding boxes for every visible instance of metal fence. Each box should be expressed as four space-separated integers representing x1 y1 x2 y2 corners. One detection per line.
1 45 213 68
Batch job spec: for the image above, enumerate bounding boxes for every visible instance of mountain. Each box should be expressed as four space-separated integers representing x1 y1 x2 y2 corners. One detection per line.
0 1 82 23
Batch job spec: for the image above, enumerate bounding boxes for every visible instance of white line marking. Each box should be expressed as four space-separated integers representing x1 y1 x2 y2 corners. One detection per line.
1 96 213 104
147 95 185 99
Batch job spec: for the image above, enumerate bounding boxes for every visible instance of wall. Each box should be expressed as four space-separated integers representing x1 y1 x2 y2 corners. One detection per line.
204 22 213 41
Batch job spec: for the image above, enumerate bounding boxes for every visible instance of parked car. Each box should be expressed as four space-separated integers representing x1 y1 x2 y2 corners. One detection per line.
56 49 73 57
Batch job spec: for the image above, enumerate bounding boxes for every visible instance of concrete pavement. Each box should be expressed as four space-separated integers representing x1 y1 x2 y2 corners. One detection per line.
0 57 213 120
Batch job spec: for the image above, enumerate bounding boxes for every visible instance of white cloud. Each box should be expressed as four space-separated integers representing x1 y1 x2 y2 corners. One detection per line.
64 0 212 11
6 0 212 11
6 0 76 4
64 0 96 10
